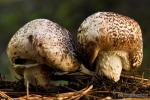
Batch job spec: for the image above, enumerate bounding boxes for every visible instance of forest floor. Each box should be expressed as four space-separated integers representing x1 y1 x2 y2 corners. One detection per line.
0 72 150 100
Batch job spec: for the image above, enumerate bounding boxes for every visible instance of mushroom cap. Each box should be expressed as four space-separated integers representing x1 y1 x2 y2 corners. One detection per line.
7 19 80 87
77 12 143 69
7 19 79 72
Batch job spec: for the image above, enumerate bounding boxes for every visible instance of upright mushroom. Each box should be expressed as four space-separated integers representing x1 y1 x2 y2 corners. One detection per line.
77 12 143 82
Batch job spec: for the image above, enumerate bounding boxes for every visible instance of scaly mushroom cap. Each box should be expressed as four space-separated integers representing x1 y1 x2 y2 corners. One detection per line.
77 12 143 82
7 19 80 87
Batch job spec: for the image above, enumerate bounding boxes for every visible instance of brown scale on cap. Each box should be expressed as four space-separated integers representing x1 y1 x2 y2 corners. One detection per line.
77 12 143 82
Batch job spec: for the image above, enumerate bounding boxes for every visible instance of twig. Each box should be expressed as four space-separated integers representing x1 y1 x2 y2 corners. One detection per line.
26 80 29 99
63 86 78 92
121 74 149 81
53 85 93 100
0 91 12 100
67 85 93 100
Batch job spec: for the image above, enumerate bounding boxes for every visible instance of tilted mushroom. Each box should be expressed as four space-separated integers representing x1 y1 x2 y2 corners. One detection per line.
7 19 91 89
77 12 143 82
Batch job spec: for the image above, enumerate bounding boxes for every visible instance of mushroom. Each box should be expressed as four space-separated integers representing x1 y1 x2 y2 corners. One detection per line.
7 19 91 92
77 12 143 82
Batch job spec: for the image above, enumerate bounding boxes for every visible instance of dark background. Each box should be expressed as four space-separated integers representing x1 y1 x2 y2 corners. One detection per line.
0 0 149 80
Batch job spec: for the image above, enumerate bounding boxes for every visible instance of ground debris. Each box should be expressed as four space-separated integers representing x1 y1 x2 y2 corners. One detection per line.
0 73 150 100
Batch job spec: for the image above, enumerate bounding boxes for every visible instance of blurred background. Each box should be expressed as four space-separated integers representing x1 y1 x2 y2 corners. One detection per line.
0 0 149 81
